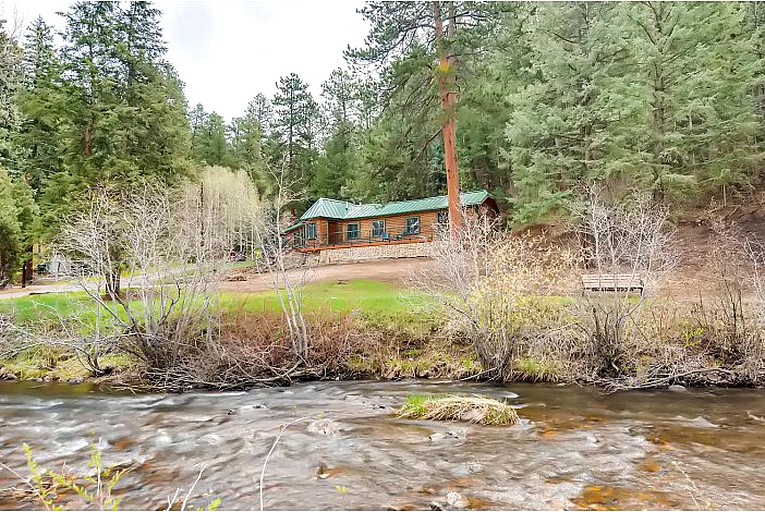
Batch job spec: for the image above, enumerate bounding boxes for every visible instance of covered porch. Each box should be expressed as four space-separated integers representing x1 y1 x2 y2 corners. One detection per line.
284 217 431 252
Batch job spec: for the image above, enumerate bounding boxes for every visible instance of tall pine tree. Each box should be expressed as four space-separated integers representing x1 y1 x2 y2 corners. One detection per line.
16 16 64 193
271 72 320 196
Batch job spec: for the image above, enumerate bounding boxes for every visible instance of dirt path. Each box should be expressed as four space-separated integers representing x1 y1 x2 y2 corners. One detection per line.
0 255 731 301
0 281 82 300
0 258 435 300
218 257 435 293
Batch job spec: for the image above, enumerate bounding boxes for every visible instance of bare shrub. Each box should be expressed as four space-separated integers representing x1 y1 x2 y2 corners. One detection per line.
54 181 262 377
413 211 574 381
598 301 723 390
0 306 124 377
574 189 675 378
252 163 311 361
146 310 364 391
594 217 765 391
686 220 765 383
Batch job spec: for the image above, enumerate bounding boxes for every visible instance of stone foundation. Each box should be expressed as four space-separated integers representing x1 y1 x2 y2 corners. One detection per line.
318 241 432 264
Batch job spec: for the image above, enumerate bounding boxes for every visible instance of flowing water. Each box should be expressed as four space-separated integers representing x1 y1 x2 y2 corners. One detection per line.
1 379 764 510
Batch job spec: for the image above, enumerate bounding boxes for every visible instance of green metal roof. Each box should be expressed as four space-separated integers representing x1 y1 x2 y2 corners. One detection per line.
300 190 491 221
299 198 351 220
282 221 304 233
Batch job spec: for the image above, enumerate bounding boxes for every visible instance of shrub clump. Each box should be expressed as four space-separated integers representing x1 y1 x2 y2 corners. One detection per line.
398 394 519 426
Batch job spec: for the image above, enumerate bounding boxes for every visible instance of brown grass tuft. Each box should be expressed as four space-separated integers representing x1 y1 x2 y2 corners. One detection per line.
398 394 519 426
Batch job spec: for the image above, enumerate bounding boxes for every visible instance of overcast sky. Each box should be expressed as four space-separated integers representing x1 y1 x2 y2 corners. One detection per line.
2 0 371 121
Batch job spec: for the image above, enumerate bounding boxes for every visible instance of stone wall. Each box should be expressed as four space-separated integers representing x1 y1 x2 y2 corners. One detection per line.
318 241 432 264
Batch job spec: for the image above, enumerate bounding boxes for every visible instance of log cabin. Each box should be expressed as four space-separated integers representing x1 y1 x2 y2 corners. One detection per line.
283 190 499 253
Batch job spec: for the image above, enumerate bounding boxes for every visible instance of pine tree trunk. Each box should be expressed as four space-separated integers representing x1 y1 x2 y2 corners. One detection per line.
433 2 461 240
20 246 33 288
83 125 93 157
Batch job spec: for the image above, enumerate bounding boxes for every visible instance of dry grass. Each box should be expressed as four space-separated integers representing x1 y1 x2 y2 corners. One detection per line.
398 394 519 426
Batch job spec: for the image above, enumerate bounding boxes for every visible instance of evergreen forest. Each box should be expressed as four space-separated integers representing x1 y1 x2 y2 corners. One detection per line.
2 1 765 282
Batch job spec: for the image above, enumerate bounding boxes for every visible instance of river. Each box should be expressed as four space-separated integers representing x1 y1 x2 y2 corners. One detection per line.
0 380 764 510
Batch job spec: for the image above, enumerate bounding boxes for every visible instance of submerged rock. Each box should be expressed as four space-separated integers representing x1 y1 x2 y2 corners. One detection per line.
307 418 339 437
687 416 718 428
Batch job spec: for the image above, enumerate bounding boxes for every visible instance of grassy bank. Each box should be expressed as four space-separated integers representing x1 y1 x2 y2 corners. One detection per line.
0 279 426 323
3 275 762 390
0 279 484 385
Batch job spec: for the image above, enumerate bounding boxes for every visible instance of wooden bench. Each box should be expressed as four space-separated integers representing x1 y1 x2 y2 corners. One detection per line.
582 273 644 294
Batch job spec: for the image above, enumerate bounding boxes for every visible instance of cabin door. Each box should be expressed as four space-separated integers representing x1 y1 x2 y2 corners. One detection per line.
328 221 340 245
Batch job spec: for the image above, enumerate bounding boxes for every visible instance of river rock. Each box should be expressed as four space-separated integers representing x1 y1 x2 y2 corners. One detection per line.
429 430 462 442
314 463 331 479
385 504 421 511
668 384 686 392
252 403 268 409
429 501 445 511
446 492 469 509
466 462 484 474
688 416 718 428
307 418 339 436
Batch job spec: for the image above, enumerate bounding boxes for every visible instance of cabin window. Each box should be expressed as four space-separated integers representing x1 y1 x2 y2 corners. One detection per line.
305 222 317 240
372 220 386 237
437 211 448 225
346 223 360 240
405 216 420 234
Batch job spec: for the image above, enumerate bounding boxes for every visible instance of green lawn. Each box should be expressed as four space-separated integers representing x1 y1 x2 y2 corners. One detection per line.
0 279 432 326
223 279 429 315
0 279 586 327
0 292 96 325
